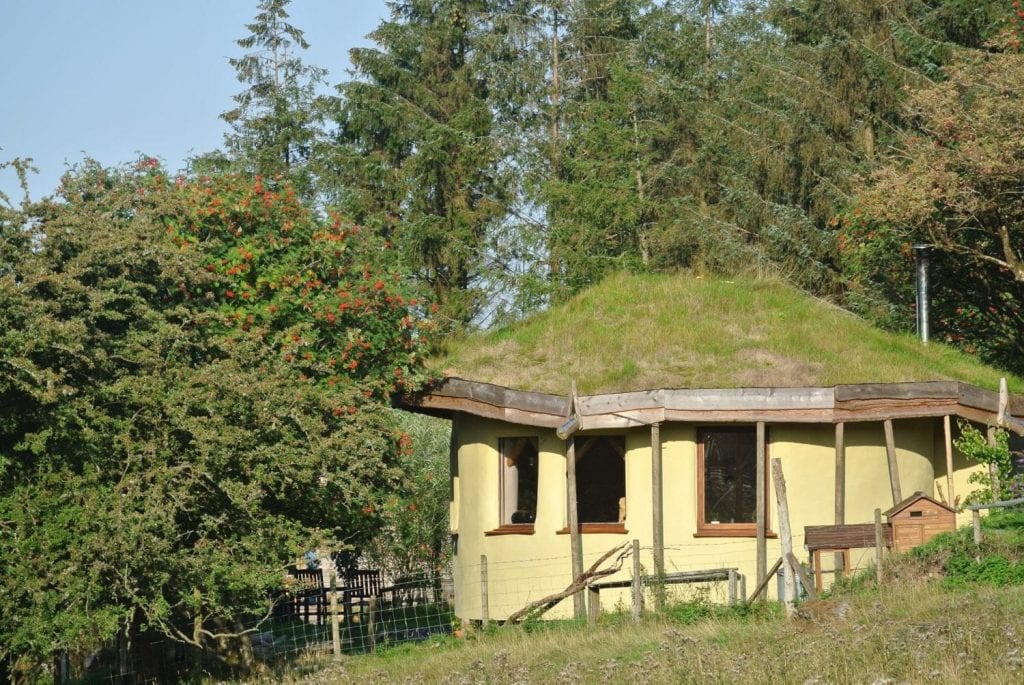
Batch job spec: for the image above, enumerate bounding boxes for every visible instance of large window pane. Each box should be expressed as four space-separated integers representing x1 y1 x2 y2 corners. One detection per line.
575 436 626 524
700 427 757 525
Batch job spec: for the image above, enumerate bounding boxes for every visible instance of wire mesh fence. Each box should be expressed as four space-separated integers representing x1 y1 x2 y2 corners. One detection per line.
55 574 456 684
50 541 843 683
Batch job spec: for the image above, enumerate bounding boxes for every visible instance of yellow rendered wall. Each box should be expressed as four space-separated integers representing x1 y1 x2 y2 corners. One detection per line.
451 415 943 619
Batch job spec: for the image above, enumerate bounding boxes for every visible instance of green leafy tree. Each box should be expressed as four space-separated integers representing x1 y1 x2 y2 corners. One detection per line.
954 420 1015 505
362 412 453 581
847 40 1024 373
0 160 433 673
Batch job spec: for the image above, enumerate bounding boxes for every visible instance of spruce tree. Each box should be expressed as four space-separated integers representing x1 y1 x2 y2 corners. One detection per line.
334 0 503 329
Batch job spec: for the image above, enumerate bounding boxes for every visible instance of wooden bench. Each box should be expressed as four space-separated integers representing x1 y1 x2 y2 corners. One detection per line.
804 523 893 592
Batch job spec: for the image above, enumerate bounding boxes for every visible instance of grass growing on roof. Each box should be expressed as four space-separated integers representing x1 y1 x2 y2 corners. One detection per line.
435 272 1024 395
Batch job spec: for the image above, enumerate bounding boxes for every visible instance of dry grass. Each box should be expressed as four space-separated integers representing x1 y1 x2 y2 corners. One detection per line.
434 272 1023 395
297 580 1024 685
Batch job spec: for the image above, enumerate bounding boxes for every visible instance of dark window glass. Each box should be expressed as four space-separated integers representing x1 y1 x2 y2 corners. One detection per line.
701 427 757 525
500 437 538 525
575 436 626 524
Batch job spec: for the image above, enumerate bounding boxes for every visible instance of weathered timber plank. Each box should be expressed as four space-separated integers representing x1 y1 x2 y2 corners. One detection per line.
834 381 960 402
579 409 665 430
805 524 893 551
662 409 834 423
577 390 664 414
658 387 834 411
408 394 565 428
957 382 1000 412
429 378 571 415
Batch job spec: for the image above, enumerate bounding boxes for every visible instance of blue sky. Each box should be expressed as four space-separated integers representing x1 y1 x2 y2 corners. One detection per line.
0 1 388 204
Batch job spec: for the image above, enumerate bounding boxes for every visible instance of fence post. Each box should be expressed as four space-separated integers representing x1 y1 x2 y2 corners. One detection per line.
874 508 884 584
367 596 377 652
728 569 737 606
587 586 600 626
630 538 642 622
329 572 341 660
973 509 982 545
480 554 489 628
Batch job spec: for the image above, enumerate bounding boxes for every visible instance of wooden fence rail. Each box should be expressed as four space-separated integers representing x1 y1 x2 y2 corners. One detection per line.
967 496 1024 544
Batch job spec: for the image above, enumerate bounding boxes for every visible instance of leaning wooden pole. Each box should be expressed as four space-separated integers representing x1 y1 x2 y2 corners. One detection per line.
771 458 796 618
834 422 846 575
755 422 767 592
883 419 903 505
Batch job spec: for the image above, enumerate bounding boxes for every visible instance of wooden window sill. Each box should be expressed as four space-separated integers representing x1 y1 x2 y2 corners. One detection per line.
694 528 777 538
557 524 628 535
485 525 535 536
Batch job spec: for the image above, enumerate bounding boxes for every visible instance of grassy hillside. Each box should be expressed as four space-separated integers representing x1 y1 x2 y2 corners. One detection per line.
435 273 1023 395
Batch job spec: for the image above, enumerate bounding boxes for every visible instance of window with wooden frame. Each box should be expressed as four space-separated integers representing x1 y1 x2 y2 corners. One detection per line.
575 435 626 528
697 426 767 536
497 437 539 530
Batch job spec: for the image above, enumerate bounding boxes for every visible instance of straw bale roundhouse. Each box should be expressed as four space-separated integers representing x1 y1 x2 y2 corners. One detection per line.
402 274 1024 620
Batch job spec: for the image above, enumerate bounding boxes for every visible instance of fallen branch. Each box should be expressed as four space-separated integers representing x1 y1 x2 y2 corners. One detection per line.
505 542 630 624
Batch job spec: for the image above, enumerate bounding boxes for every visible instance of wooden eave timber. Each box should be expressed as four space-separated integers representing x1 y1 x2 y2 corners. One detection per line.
400 378 1024 434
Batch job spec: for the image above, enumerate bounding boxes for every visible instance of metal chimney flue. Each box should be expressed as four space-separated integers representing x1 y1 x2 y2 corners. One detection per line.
913 244 932 344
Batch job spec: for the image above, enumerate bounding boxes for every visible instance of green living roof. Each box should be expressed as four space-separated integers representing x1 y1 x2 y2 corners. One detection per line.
433 272 1023 396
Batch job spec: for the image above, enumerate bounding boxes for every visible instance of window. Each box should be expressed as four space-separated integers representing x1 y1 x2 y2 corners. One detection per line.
499 437 538 526
575 436 626 525
697 427 765 536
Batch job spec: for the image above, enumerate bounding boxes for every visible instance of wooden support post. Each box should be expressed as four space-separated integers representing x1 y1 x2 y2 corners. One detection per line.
367 596 377 651
566 437 585 619
834 422 846 575
771 458 796 618
651 422 664 612
631 538 642 623
756 421 767 593
329 573 341 659
874 508 884 584
944 415 955 506
480 554 489 627
587 586 600 626
883 419 903 505
973 509 982 546
728 569 738 606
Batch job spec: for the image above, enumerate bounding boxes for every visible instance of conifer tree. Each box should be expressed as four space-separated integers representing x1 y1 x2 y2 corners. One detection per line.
333 0 503 329
218 0 329 201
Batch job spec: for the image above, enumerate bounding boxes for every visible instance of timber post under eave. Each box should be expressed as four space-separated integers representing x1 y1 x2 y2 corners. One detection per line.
834 421 846 574
756 421 767 591
566 435 585 619
883 419 903 506
944 415 955 505
651 422 665 609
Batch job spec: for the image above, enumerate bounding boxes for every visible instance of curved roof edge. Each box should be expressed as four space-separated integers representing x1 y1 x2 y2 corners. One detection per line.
400 377 1024 435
